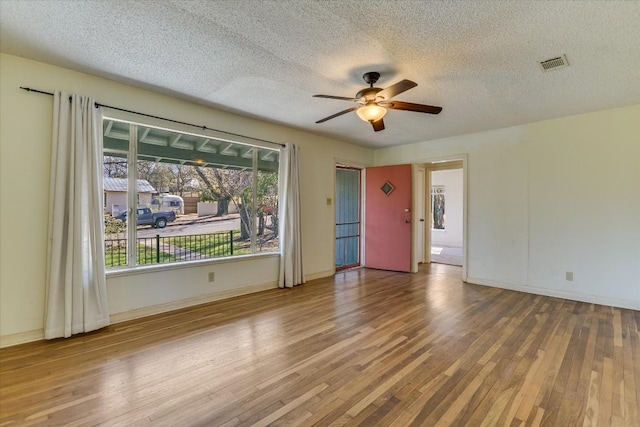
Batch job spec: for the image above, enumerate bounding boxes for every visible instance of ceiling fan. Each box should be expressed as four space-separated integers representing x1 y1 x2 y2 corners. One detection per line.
313 72 442 132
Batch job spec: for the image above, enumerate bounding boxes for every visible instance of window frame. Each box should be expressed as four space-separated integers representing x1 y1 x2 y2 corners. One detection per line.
102 111 281 273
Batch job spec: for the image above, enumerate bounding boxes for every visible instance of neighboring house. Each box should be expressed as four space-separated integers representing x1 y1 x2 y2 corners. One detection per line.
103 178 156 215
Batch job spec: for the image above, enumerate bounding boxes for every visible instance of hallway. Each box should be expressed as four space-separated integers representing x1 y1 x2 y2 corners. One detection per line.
431 244 463 266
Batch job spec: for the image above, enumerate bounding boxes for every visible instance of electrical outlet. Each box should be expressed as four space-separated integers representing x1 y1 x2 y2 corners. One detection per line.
208 272 215 282
565 271 573 281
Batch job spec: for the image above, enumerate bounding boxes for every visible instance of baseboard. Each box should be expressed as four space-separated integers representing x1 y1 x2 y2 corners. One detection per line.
0 281 278 348
304 269 335 282
110 281 279 324
466 277 640 311
0 329 44 348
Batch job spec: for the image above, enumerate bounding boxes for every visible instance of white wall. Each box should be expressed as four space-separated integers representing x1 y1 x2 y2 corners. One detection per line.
376 105 640 310
139 193 153 209
0 54 374 344
431 169 463 247
106 191 127 215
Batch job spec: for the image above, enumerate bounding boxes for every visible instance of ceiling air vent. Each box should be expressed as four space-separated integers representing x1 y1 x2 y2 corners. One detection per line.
539 54 569 72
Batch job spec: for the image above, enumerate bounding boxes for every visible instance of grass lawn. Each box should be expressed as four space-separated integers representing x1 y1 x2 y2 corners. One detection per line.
167 230 242 257
104 229 271 267
105 243 177 267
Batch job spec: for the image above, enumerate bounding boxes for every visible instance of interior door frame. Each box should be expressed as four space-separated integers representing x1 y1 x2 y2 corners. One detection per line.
416 155 468 281
413 166 426 270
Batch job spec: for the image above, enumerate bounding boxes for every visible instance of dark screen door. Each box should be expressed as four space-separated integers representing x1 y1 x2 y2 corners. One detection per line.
336 167 361 270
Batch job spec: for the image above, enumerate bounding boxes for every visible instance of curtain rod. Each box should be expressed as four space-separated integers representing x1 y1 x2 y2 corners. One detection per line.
19 86 286 148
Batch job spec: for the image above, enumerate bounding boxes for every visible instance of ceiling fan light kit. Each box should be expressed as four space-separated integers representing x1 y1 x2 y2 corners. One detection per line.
356 102 387 122
313 71 442 132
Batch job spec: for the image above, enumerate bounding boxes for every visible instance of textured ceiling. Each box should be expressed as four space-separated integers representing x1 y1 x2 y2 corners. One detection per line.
1 1 639 148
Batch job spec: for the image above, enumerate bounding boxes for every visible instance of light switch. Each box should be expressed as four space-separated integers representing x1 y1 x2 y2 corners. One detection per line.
326 198 332 205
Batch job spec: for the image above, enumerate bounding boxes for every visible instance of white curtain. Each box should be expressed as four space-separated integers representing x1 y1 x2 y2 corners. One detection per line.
44 91 109 339
278 143 304 288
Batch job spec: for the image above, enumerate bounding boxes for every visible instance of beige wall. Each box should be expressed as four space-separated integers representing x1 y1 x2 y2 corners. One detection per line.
376 104 640 310
0 54 374 343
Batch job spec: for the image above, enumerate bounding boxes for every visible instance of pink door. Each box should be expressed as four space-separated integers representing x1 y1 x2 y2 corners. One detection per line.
365 164 412 272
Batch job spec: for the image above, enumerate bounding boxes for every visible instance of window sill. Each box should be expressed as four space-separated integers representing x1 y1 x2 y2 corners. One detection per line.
106 251 280 278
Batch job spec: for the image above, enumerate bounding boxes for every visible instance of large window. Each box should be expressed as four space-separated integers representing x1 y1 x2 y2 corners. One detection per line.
102 118 280 269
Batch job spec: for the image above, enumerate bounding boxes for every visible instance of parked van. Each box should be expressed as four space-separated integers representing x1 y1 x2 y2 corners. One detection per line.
151 194 184 215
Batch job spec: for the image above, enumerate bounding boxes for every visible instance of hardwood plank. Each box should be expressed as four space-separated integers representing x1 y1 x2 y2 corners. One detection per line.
0 264 638 426
584 370 601 427
252 383 328 427
433 361 498 425
598 356 614 426
541 314 588 426
623 310 640 426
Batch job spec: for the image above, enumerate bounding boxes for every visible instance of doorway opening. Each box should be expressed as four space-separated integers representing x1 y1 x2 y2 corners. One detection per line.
335 166 361 271
428 163 463 266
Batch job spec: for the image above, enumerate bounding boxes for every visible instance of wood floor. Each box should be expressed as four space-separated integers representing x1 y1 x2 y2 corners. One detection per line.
1 264 638 426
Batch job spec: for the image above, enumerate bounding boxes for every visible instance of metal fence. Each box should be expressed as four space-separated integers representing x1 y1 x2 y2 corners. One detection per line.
105 230 234 267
